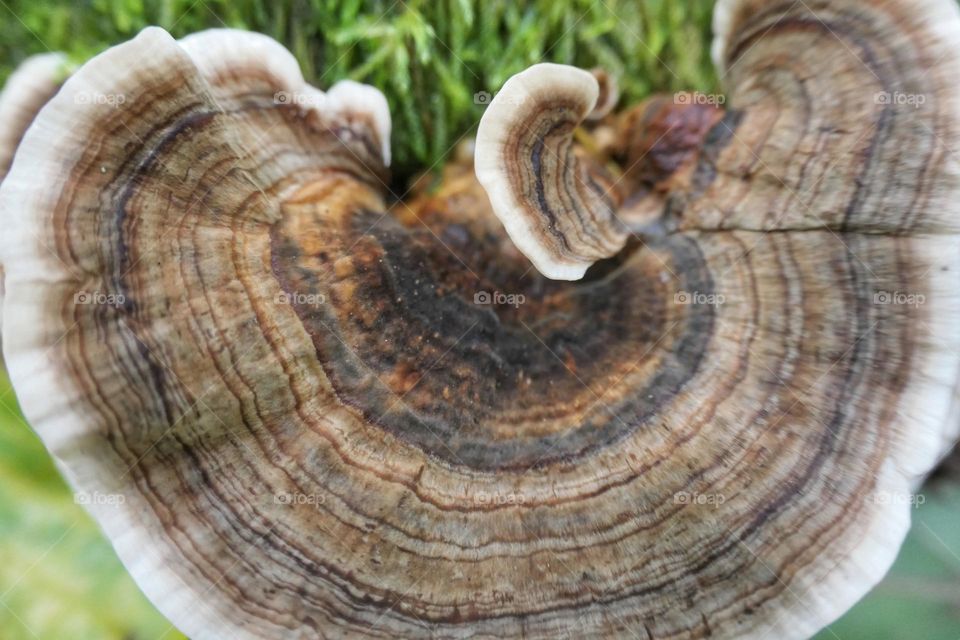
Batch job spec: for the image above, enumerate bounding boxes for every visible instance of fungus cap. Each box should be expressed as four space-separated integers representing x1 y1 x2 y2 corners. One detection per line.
0 52 66 181
586 67 619 121
0 52 67 331
475 62 628 280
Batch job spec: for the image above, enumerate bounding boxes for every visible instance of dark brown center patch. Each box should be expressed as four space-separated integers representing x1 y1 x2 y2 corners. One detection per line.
270 183 717 470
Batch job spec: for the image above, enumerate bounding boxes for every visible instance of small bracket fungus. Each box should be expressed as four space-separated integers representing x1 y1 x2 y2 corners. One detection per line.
0 52 67 333
1 0 960 639
0 52 67 181
586 67 620 122
475 63 629 280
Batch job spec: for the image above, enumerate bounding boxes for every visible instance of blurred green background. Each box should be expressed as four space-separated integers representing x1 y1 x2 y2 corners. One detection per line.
1 1 959 638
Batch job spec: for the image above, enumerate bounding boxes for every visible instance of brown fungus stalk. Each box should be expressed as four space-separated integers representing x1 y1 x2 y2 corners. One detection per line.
2 1 960 639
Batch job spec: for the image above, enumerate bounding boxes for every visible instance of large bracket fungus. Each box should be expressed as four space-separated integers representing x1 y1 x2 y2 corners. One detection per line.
2 0 960 638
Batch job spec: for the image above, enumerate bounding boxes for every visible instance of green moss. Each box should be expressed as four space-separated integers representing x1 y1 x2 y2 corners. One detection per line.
0 0 717 183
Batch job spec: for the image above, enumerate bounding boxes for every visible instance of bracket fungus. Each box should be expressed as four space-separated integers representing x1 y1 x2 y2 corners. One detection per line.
0 52 66 182
475 63 629 280
2 1 960 639
0 52 66 330
585 68 620 122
